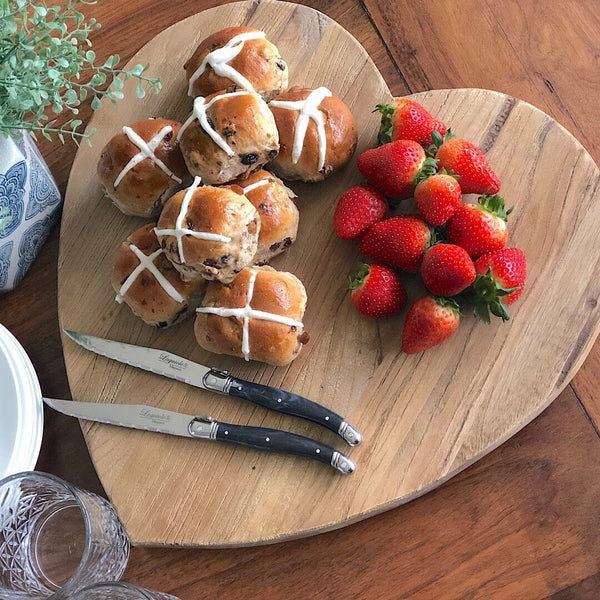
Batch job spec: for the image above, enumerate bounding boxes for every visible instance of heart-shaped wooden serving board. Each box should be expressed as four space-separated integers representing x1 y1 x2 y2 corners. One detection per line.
58 0 600 547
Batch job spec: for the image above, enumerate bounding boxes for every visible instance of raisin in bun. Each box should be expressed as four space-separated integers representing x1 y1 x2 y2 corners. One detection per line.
227 169 298 265
185 26 288 102
155 178 260 283
178 89 279 185
97 118 188 217
269 86 358 182
194 266 308 366
112 223 206 328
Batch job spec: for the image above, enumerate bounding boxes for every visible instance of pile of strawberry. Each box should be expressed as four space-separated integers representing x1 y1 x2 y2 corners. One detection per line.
334 99 527 354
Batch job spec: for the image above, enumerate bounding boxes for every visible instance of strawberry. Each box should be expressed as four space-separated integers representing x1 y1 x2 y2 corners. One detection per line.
422 243 476 297
401 295 461 354
471 247 527 322
376 99 447 147
433 132 500 195
414 171 462 225
446 194 512 259
350 263 406 318
359 214 433 272
357 140 437 200
333 185 389 240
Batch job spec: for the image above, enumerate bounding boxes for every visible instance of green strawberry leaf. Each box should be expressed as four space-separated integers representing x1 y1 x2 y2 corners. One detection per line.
437 167 461 180
349 263 371 291
435 295 461 316
431 130 445 149
473 299 491 324
415 157 439 185
478 193 511 221
470 270 514 322
430 128 455 152
374 103 396 146
489 299 510 321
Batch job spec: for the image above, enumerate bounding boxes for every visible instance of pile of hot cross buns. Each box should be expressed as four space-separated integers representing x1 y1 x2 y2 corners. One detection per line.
97 26 358 366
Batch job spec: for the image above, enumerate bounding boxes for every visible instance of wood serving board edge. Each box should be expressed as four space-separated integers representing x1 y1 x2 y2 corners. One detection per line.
58 2 600 547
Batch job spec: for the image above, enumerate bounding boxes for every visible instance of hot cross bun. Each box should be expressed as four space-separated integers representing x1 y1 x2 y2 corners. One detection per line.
194 266 308 366
155 178 260 283
112 223 206 327
97 118 188 217
185 26 288 102
269 86 358 182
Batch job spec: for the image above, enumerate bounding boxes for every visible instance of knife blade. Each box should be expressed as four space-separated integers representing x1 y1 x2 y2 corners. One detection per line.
63 330 362 446
43 398 355 475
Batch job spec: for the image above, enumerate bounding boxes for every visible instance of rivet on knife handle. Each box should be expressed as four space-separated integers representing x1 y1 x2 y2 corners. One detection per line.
188 418 356 475
203 370 362 446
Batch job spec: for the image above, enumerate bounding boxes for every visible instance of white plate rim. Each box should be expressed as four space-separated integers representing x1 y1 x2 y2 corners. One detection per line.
0 323 43 478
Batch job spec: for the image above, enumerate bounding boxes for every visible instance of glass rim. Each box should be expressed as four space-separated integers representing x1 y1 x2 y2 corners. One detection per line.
0 470 96 596
74 581 161 599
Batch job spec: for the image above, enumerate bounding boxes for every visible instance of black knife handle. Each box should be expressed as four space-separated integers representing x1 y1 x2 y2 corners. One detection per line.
226 377 362 446
214 422 355 474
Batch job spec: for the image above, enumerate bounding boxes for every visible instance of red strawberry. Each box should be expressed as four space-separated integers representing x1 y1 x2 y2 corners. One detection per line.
359 214 433 272
333 185 389 240
401 295 461 354
350 263 406 318
433 132 500 195
414 171 462 225
357 140 437 200
472 247 527 322
446 194 511 259
376 99 447 147
422 243 476 296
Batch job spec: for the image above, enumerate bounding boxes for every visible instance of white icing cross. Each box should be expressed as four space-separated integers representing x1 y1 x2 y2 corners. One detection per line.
242 178 270 195
196 269 304 361
187 30 266 97
114 125 182 188
178 91 252 157
269 87 332 171
154 176 232 265
116 243 184 305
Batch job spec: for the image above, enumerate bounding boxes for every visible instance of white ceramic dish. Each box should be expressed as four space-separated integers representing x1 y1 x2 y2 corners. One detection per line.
0 323 43 478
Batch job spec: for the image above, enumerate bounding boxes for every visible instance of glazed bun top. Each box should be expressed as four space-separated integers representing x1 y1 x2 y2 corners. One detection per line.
269 86 358 182
155 178 260 283
111 223 205 327
97 117 188 217
185 26 288 102
177 88 279 185
194 266 307 366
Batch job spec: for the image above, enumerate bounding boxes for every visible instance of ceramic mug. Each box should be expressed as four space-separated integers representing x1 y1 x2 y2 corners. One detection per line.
0 132 61 292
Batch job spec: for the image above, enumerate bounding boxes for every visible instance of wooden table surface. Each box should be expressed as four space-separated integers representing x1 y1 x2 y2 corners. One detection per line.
2 0 600 597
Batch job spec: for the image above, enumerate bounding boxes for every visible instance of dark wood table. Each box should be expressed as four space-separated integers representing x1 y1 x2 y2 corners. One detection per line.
3 1 600 597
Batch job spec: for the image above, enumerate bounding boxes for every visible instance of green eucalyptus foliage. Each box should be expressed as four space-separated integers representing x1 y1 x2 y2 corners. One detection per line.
0 0 161 144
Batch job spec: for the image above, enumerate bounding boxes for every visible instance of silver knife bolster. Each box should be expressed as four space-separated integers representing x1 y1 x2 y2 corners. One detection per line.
338 421 363 446
202 369 233 394
188 416 219 439
331 452 356 475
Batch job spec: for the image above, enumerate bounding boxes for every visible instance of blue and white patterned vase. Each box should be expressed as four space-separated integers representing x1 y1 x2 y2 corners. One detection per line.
0 132 61 292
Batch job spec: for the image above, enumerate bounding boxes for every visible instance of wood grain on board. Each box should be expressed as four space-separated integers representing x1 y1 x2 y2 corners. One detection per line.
120 388 600 599
57 0 600 547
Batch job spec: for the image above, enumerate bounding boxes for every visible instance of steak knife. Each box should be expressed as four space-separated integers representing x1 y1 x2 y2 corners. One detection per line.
43 398 355 474
63 330 362 446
